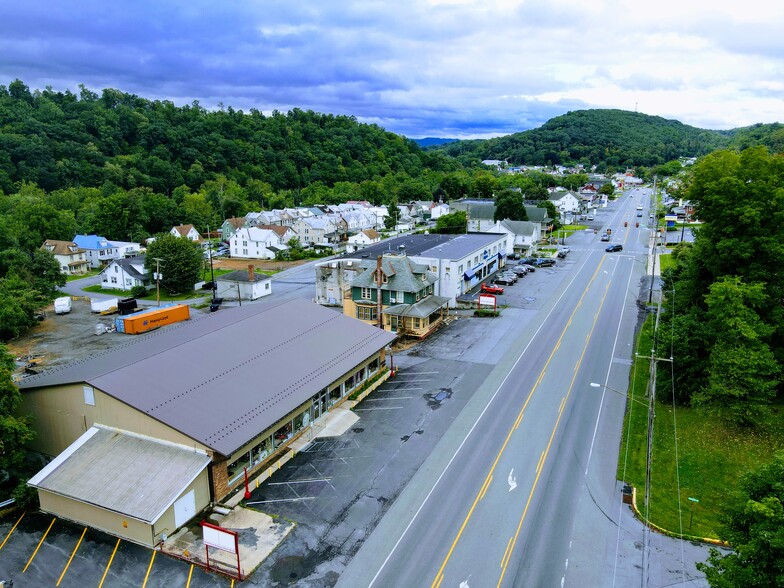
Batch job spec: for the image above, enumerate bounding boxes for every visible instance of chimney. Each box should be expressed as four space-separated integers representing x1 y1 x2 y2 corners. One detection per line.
248 264 255 281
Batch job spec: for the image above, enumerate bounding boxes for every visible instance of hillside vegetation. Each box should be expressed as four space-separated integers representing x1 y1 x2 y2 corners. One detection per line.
433 109 783 168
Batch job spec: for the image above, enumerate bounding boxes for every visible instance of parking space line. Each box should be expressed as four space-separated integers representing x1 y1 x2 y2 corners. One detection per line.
23 516 55 572
186 563 194 587
378 386 421 391
98 537 121 588
56 526 87 586
363 396 413 401
142 549 156 587
247 497 316 504
386 379 431 382
0 512 24 550
353 407 403 411
268 478 332 485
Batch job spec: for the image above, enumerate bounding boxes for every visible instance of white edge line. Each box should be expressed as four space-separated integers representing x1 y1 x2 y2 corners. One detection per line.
368 253 598 587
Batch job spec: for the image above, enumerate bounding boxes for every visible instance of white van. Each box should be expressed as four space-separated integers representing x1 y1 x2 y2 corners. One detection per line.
54 296 72 315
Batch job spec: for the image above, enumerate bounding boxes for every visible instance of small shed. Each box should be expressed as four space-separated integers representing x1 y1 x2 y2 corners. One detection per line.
216 265 272 301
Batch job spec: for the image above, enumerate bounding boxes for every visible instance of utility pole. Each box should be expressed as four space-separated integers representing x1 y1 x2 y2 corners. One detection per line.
152 257 163 306
207 226 216 300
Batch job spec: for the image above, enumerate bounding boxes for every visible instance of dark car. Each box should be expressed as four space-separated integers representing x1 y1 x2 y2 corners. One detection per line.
520 263 536 272
512 266 529 276
519 256 537 265
493 276 515 285
534 258 556 267
606 244 623 252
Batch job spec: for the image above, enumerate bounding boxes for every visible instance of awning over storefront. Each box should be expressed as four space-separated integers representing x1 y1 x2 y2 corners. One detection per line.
463 268 475 280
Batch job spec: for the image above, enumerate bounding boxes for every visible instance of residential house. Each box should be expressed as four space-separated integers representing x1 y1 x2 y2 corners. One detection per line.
215 265 272 301
73 234 142 268
220 217 246 243
449 199 497 232
41 240 89 275
293 217 338 245
548 191 581 215
230 228 288 260
344 254 450 339
255 224 295 244
346 229 381 253
485 220 540 256
101 255 150 291
170 225 202 243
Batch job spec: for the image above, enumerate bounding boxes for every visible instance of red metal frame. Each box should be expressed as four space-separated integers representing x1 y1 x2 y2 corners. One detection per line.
201 521 242 581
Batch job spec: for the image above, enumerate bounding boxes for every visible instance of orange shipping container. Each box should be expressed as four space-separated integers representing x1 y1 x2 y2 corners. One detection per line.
119 304 190 334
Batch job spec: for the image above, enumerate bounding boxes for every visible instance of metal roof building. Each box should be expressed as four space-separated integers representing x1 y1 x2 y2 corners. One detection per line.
20 298 395 546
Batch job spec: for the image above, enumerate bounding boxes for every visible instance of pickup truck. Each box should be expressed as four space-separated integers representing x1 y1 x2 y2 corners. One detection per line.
480 283 504 295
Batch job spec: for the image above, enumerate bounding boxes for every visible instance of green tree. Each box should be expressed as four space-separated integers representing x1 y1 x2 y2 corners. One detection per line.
494 190 528 222
145 233 203 295
692 277 780 426
0 343 35 496
435 211 467 234
697 451 784 587
599 182 615 197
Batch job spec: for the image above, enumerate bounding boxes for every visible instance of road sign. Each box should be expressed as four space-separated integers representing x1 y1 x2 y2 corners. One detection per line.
478 293 496 311
688 497 699 503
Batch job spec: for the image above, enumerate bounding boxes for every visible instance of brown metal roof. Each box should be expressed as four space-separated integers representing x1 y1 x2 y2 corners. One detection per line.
20 299 395 456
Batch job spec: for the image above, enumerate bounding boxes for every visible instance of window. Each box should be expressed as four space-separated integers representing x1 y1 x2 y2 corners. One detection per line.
83 385 95 406
243 249 248 256
414 318 420 329
114 266 118 273
111 277 117 284
357 307 377 321
361 287 372 300
458 264 463 273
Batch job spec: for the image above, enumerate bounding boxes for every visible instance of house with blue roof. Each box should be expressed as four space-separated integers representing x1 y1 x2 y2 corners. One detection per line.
73 234 142 268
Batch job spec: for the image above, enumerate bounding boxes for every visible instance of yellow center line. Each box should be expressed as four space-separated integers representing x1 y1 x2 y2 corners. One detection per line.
479 474 493 501
142 549 157 587
23 516 56 573
497 276 613 587
434 572 444 588
0 512 24 550
500 536 514 569
535 451 545 475
431 258 606 587
56 527 87 586
98 537 121 588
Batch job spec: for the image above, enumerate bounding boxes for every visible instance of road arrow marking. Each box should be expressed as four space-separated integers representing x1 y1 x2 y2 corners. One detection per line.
508 469 517 492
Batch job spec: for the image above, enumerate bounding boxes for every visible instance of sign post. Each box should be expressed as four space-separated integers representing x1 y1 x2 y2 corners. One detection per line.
478 293 497 312
201 521 242 580
688 497 699 530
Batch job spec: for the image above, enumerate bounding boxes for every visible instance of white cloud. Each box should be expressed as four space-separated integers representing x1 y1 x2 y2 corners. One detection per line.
0 0 781 137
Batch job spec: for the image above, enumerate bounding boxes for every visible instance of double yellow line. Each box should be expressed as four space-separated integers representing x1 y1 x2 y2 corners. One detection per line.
431 258 610 588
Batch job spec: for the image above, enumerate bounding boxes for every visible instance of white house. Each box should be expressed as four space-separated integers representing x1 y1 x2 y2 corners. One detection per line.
170 225 202 243
101 256 150 291
255 224 296 244
429 202 450 220
346 229 381 253
216 265 272 301
230 228 288 260
484 220 540 256
548 191 581 214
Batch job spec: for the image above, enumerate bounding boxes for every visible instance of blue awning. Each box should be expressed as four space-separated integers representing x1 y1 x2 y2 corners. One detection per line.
463 269 475 280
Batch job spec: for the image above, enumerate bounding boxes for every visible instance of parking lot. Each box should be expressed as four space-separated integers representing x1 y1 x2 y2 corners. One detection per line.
1 250 572 587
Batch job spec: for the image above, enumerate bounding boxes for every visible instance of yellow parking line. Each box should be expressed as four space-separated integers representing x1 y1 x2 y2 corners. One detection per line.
98 537 121 588
0 512 24 550
56 527 87 586
23 516 56 572
186 563 194 587
142 549 156 587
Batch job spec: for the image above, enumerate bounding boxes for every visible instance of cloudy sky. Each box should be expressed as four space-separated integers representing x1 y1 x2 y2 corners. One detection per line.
1 0 782 139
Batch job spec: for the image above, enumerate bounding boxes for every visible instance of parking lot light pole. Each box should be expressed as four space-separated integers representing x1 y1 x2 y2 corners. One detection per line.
589 382 648 408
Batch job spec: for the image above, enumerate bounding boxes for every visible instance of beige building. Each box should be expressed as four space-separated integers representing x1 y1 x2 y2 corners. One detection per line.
20 298 395 547
41 239 89 275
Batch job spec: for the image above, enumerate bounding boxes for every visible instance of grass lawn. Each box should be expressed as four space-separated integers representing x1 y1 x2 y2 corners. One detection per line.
617 315 784 539
657 253 674 272
82 284 205 301
66 269 101 281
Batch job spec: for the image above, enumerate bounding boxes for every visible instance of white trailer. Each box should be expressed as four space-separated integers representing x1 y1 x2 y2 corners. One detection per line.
54 297 72 315
90 297 119 314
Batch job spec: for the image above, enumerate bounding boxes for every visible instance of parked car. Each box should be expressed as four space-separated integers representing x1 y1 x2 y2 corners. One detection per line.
519 256 537 265
557 250 567 259
606 244 623 252
520 263 536 272
493 276 515 286
480 283 504 295
600 233 611 242
559 246 571 254
511 266 529 276
534 258 556 267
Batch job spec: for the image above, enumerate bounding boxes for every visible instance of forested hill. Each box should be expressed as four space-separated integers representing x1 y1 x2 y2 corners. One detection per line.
432 109 735 168
0 80 459 196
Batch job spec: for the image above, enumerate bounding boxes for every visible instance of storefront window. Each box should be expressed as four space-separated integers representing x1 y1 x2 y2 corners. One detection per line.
273 422 293 449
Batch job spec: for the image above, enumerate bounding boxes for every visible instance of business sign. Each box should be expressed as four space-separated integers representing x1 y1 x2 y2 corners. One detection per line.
478 294 497 310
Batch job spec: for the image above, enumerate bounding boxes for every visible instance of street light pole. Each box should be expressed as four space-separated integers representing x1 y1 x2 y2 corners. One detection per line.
152 257 163 307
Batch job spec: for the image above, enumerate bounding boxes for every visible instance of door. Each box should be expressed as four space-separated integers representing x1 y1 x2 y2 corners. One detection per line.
174 489 196 527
